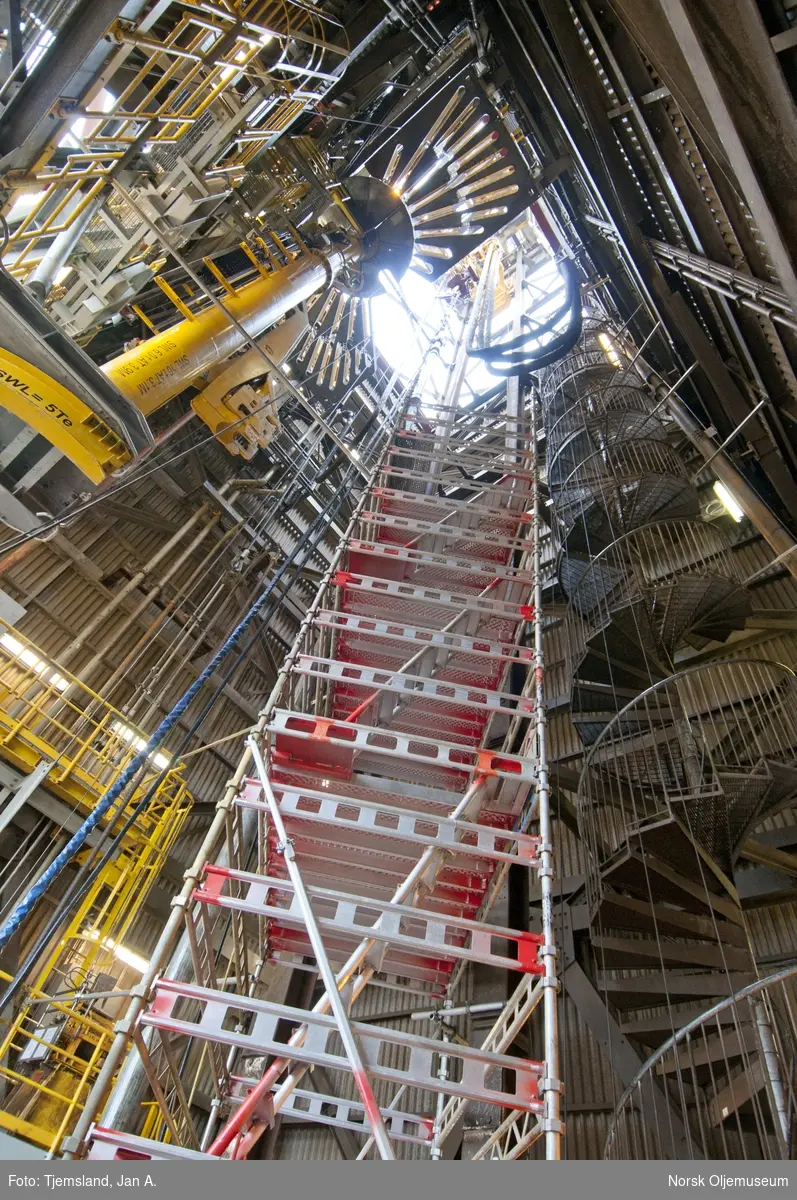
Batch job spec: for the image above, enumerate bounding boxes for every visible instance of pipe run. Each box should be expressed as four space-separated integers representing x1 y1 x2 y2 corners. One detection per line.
103 249 344 416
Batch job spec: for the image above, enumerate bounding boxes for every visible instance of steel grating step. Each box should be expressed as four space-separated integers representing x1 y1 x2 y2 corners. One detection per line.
237 778 538 868
294 655 536 717
372 487 529 521
315 610 534 664
348 539 535 584
362 510 534 552
380 464 533 493
334 569 532 622
266 708 536 795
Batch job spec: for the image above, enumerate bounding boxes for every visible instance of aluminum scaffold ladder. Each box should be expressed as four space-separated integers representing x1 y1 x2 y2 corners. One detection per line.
76 263 563 1164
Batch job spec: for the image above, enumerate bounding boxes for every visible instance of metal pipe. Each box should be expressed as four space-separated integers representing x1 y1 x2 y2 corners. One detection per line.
56 505 213 670
753 997 791 1152
693 397 768 478
209 774 489 1159
530 384 561 1159
25 190 106 302
103 251 343 416
75 514 222 692
410 1001 503 1021
248 737 396 1160
98 800 259 1136
64 418 404 1159
100 522 246 714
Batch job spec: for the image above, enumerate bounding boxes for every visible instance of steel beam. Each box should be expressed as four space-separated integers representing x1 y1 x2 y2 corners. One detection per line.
562 960 697 1159
616 0 797 319
0 0 130 162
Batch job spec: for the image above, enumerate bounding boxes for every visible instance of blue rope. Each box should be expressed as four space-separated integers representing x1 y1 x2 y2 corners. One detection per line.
0 568 289 951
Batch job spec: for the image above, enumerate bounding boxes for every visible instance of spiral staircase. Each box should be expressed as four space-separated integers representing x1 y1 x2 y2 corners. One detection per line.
541 329 797 1129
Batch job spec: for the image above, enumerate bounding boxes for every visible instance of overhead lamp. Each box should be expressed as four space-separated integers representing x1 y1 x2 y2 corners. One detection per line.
81 930 148 974
597 332 622 368
1 632 69 690
713 480 744 522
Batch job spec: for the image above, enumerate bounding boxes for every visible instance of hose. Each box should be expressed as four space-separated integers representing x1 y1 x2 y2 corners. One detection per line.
0 394 395 1004
467 258 583 377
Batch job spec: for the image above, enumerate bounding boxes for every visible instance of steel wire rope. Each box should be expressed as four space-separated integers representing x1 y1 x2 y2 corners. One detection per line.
544 339 685 1153
0 355 424 1009
0 258 449 1114
0 407 388 961
0 523 255 913
582 662 797 1155
670 670 777 1152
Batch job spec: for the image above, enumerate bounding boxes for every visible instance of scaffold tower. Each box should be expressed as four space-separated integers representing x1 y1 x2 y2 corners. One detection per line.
64 249 562 1163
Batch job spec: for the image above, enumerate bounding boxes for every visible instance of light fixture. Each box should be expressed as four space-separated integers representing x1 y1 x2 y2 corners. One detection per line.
112 719 171 771
713 480 744 522
81 930 148 974
1 632 69 690
597 332 622 368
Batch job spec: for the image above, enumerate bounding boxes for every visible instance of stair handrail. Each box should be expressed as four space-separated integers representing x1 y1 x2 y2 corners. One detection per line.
561 515 744 632
576 658 797 907
603 961 797 1159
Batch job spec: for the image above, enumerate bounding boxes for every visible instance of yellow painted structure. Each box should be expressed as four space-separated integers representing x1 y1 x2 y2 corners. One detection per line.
0 347 131 483
103 250 338 416
0 247 343 483
0 621 191 1153
0 618 189 843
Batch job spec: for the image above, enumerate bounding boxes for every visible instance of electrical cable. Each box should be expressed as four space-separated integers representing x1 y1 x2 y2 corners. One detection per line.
0 395 397 1003
0 459 360 956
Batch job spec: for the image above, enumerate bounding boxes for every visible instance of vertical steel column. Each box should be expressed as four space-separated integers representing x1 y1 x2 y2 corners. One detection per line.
531 387 562 1159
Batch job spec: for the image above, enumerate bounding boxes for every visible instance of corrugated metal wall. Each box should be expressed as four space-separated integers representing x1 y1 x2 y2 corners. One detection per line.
0 469 323 807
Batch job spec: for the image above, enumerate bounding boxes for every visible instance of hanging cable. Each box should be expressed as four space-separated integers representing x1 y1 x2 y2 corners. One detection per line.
0 461 367 956
468 258 583 377
0 374 408 1003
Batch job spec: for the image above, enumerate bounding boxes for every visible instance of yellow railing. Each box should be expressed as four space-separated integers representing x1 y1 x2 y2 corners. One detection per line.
1 0 349 282
0 616 189 852
0 618 192 1154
